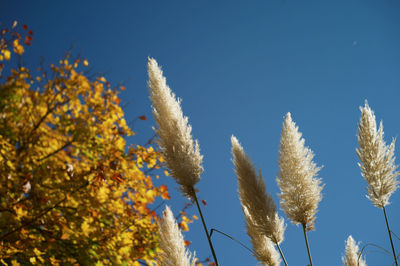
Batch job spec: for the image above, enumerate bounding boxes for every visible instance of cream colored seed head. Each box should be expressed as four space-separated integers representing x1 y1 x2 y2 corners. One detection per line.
342 235 367 266
245 212 281 266
277 113 323 231
147 58 203 199
356 101 399 208
231 135 285 244
157 206 196 266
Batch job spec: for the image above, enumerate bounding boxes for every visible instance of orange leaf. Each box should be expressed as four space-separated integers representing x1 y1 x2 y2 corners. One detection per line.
111 173 124 183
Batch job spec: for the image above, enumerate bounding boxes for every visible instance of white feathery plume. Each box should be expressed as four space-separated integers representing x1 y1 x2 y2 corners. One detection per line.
277 113 324 231
342 235 366 266
231 135 285 244
157 206 196 266
245 209 281 266
147 58 203 199
356 102 399 208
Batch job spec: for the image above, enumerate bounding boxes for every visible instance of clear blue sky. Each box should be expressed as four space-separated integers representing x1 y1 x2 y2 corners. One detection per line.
2 1 400 265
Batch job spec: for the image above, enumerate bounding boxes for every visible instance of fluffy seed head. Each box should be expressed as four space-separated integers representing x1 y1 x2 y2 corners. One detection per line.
342 235 366 266
277 113 324 231
231 135 285 244
147 58 203 199
244 209 281 266
157 206 196 266
356 102 399 208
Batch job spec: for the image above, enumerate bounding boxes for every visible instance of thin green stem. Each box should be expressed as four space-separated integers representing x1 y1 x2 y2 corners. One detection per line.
302 224 313 266
191 187 219 266
210 228 253 254
390 230 400 241
383 206 398 266
275 241 288 266
359 243 392 265
210 228 288 266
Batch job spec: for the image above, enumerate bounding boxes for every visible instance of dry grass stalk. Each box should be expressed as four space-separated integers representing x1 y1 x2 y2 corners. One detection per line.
277 113 324 231
356 102 399 208
147 58 203 199
342 235 367 266
231 136 285 244
157 206 196 266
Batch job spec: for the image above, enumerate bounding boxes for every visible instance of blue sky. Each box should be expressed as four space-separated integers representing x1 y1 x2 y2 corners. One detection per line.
2 1 400 265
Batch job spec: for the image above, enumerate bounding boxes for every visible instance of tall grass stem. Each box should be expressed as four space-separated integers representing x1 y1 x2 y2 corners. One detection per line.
383 207 398 266
302 224 313 266
192 187 219 266
275 242 288 266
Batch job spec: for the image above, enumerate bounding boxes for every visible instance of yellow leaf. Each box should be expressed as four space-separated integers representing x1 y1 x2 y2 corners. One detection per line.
145 190 155 202
182 215 191 222
179 221 189 232
81 219 90 237
6 160 14 170
33 248 43 257
137 157 143 168
120 246 130 255
29 257 36 264
50 257 60 266
83 59 89 66
98 186 108 203
13 39 24 55
192 215 198 220
147 157 156 168
14 206 27 220
2 49 11 60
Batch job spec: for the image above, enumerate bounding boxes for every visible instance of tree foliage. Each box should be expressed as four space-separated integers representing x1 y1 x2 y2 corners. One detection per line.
0 22 171 265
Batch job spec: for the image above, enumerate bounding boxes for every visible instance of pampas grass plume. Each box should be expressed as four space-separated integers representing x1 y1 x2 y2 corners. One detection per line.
342 235 366 266
277 113 324 231
356 102 399 208
245 210 281 266
147 58 203 199
231 135 285 244
157 206 196 266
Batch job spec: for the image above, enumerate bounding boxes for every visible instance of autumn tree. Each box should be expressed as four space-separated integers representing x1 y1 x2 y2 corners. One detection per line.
0 22 171 265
